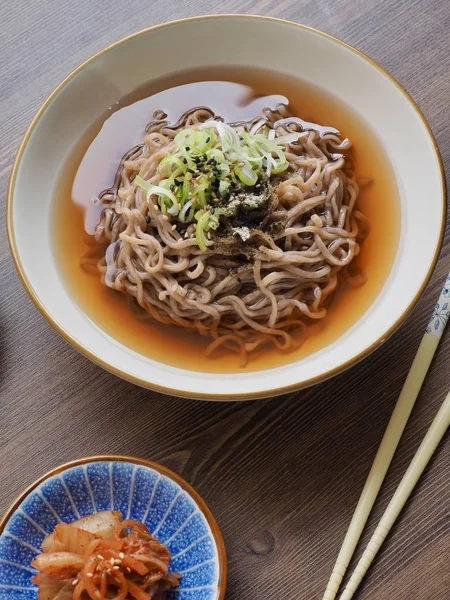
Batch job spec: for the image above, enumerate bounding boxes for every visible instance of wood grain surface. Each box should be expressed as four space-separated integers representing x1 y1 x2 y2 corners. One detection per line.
1 1 449 598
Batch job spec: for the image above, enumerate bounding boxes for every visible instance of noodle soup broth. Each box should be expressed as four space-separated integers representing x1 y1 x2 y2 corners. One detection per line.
53 67 400 373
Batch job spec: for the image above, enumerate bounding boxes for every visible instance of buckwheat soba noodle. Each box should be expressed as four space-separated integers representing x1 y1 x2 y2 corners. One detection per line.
88 102 366 365
55 71 400 371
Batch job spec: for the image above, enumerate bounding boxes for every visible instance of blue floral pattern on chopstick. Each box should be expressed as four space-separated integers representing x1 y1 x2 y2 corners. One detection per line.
426 273 450 335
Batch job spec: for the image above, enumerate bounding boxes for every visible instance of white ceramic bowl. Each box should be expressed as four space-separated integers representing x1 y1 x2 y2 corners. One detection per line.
7 15 446 401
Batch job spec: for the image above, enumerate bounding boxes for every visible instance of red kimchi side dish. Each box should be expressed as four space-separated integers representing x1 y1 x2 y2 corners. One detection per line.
31 511 180 599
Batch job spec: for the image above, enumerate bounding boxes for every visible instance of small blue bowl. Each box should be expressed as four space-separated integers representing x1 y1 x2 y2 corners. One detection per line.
0 456 226 600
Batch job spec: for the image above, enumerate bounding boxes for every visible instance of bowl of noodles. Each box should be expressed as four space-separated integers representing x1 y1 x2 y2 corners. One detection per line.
7 15 445 400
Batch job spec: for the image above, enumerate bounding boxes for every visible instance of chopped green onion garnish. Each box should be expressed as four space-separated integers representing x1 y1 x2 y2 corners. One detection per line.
136 121 296 248
234 162 258 186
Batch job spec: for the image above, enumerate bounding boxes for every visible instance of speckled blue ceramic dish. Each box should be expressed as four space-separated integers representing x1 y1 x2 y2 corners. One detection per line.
0 456 226 600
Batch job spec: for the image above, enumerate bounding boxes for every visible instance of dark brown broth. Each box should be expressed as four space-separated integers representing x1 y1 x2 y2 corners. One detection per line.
53 66 400 373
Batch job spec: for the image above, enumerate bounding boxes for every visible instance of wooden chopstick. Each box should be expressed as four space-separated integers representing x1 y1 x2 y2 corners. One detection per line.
322 273 450 600
339 388 450 600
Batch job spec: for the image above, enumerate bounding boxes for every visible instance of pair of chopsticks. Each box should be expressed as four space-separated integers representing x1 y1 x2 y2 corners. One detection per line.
323 272 450 600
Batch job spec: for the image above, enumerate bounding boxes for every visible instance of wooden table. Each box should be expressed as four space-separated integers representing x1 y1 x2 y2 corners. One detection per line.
1 1 449 598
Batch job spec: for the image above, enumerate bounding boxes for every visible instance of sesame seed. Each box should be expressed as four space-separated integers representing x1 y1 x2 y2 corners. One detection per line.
106 569 112 575
110 557 115 566
97 555 104 560
113 565 120 570
119 553 125 559
72 579 79 586
162 215 169 221
171 224 177 231
207 232 211 239
126 567 131 573
87 573 94 578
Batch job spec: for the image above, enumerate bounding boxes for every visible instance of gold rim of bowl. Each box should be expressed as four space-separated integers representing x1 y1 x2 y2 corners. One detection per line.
6 14 447 401
0 454 228 598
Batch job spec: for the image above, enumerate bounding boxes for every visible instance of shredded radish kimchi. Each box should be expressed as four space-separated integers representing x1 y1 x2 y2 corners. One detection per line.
31 511 180 599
